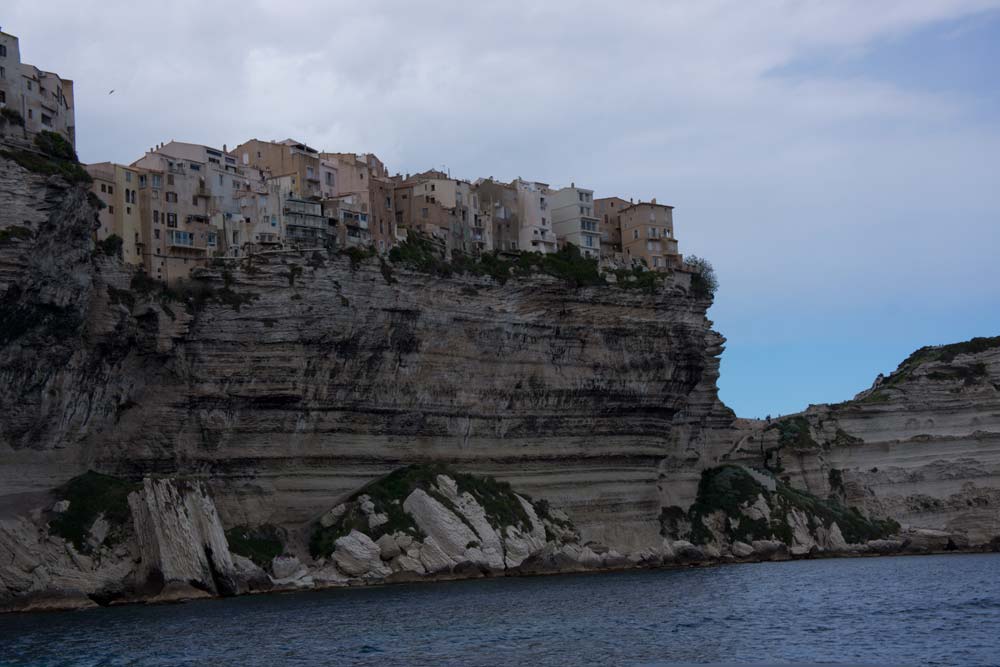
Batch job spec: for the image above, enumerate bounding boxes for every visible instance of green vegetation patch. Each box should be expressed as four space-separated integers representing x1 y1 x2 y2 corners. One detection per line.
612 266 669 293
1 107 25 126
0 131 91 184
225 524 285 568
309 463 541 559
0 225 34 245
96 234 123 259
0 298 83 347
686 255 718 299
129 271 259 313
767 416 819 450
341 245 377 270
669 464 899 547
48 471 139 552
879 336 1000 389
389 232 605 288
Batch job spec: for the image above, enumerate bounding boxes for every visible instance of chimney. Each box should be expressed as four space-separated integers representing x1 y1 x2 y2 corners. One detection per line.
571 181 575 188
651 197 657 205
223 144 227 153
630 197 634 204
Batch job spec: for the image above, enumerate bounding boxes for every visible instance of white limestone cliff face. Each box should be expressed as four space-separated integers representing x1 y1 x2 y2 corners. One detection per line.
313 471 579 580
127 478 240 598
2 154 1000 613
705 339 1000 548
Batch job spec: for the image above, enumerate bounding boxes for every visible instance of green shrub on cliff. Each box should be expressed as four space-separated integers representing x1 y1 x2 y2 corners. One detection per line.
686 255 718 299
667 464 899 547
96 234 123 259
308 464 541 559
1 107 25 127
0 225 34 244
48 471 139 552
226 524 285 568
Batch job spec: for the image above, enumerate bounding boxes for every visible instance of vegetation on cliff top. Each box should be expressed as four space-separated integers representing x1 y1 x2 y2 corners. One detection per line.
309 463 543 558
0 131 92 185
129 270 259 313
387 233 605 288
661 464 900 547
48 471 139 552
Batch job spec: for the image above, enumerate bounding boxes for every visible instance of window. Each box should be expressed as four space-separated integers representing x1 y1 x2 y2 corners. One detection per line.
152 174 162 188
0 91 4 105
579 192 584 202
167 174 174 186
153 210 159 223
130 190 136 204
192 195 199 206
232 231 239 243
0 45 6 57
166 192 178 203
125 172 132 183
421 208 428 219
653 257 661 268
189 163 200 171
154 229 160 239
27 109 33 120
27 80 32 91
109 206 114 214
108 185 114 195
167 213 177 228
385 196 391 208
584 235 594 247
633 229 639 240
126 206 131 215
579 206 585 215
100 184 107 193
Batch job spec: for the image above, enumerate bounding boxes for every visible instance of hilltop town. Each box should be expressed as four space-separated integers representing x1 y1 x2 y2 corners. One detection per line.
0 29 690 285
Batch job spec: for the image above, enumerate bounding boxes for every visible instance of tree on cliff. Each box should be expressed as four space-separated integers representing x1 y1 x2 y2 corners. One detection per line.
687 256 718 299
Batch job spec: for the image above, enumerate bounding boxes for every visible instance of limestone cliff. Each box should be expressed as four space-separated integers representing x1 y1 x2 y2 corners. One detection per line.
1 152 999 612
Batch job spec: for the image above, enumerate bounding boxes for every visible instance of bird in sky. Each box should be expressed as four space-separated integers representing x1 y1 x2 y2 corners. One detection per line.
108 89 115 95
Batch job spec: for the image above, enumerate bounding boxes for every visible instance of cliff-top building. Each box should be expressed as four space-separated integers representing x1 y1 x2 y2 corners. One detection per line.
0 29 75 147
549 183 600 258
85 162 143 266
620 199 681 271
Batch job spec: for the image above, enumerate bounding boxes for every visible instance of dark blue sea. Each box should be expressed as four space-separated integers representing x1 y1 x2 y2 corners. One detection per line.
1 554 998 666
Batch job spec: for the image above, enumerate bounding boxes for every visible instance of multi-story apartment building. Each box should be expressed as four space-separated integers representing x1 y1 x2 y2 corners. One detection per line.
324 152 394 252
233 171 284 254
324 194 371 248
594 196 628 258
131 141 242 282
620 199 681 271
394 170 454 251
235 139 323 200
0 30 75 147
549 184 600 258
473 178 519 253
86 162 143 266
513 179 556 254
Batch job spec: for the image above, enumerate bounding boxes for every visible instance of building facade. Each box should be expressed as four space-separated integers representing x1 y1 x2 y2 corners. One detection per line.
549 184 600 258
512 179 556 254
0 30 75 147
594 196 628 258
620 199 681 271
86 162 143 266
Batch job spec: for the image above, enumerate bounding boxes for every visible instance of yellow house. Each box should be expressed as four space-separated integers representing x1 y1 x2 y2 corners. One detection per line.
85 162 143 266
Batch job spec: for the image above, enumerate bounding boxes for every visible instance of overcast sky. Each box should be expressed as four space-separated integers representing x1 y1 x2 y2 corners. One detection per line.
5 1 1000 417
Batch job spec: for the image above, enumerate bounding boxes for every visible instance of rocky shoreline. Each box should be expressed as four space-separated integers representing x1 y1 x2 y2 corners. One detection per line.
8 534 997 615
